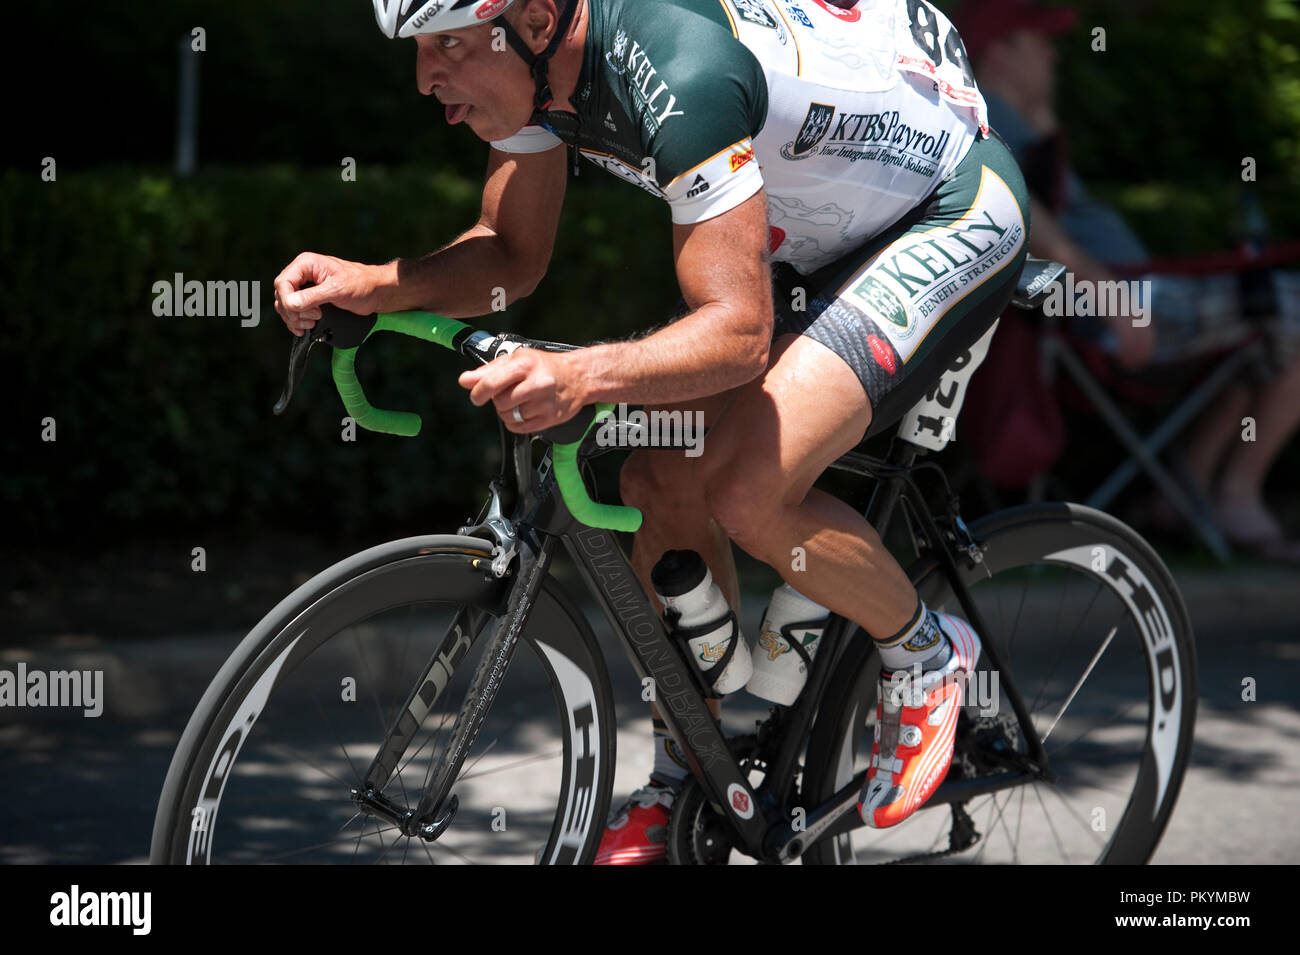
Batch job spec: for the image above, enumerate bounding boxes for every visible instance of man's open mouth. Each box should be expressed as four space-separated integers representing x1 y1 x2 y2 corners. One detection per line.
445 103 472 125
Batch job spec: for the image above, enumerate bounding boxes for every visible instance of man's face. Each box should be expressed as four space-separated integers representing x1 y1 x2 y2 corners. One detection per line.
414 15 536 142
988 29 1058 107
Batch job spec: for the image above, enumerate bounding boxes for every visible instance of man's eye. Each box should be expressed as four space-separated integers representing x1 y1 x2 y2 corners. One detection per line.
439 35 460 50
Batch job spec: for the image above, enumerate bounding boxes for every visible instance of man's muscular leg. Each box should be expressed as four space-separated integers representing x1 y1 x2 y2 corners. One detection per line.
698 333 918 642
619 390 740 723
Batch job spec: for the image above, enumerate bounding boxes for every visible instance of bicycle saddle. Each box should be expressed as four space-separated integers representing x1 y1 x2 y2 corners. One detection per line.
1010 257 1067 310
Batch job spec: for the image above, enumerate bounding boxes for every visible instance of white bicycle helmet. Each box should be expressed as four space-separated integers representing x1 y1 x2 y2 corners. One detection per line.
373 0 518 39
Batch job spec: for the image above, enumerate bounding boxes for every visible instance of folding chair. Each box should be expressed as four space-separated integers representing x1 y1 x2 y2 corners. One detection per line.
1036 242 1300 561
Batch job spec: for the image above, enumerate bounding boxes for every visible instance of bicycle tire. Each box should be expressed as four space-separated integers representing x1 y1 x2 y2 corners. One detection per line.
150 534 616 865
801 502 1197 865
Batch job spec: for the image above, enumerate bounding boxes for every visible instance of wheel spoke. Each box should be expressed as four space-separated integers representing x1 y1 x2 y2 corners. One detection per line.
1046 698 1146 759
256 820 404 864
1030 783 1072 864
1004 574 1029 663
309 691 364 788
352 628 395 740
458 748 564 782
988 790 1021 863
456 736 500 783
1041 625 1119 743
260 737 357 791
1043 780 1109 852
1029 578 1107 718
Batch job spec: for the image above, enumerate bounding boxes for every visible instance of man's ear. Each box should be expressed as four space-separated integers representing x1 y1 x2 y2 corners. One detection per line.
517 0 559 51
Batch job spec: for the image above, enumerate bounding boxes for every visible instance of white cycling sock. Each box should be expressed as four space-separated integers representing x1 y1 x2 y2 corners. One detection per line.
875 599 951 675
650 718 689 788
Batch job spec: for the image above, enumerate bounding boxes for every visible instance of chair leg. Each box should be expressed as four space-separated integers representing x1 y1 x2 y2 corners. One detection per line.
1088 344 1262 512
1043 336 1234 562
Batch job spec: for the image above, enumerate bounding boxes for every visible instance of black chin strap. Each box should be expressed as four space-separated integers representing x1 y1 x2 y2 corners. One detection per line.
497 0 579 115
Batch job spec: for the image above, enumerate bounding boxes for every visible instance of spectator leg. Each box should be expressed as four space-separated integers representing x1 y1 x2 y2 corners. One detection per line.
1216 349 1300 539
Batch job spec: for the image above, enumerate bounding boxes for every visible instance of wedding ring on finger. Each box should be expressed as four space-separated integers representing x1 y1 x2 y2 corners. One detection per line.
511 406 525 424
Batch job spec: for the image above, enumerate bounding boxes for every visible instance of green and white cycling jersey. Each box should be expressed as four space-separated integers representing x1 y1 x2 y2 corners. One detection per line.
492 0 990 274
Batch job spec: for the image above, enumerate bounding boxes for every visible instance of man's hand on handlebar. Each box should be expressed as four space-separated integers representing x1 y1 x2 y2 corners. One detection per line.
273 252 389 337
459 347 587 435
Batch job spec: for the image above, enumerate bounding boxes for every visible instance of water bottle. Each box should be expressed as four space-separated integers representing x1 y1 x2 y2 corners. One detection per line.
651 550 751 696
746 583 830 705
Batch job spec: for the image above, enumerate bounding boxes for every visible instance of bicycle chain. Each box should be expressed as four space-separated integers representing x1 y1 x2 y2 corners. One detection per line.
881 802 981 864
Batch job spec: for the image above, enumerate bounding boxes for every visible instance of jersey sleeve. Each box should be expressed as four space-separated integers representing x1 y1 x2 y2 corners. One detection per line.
660 137 764 225
490 125 564 154
621 11 770 225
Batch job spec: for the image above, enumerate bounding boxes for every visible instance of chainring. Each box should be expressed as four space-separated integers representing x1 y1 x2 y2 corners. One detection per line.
666 739 765 865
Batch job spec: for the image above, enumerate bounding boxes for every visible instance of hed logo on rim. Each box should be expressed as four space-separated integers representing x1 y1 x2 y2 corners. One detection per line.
727 782 755 819
476 0 510 19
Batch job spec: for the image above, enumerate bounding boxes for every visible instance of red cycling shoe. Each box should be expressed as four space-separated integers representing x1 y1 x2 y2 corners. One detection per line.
594 781 676 865
859 612 982 829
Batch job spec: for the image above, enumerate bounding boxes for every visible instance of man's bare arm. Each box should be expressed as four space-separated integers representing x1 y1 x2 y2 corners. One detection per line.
378 145 568 316
566 189 773 406
1027 196 1114 286
1028 196 1156 368
274 144 567 331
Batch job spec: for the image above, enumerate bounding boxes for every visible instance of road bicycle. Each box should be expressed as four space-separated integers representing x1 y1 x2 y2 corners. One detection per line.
151 257 1197 864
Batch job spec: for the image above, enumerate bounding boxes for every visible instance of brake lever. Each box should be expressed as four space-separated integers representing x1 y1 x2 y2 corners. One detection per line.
273 328 319 416
273 304 378 415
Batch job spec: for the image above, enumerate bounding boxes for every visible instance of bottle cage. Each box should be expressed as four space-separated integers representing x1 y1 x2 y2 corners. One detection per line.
663 607 742 698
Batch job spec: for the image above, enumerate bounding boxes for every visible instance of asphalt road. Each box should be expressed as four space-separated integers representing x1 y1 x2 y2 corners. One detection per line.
1 565 1297 865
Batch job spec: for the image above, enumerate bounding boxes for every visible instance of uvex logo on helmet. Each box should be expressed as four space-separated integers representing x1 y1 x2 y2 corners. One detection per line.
373 0 516 39
411 1 445 31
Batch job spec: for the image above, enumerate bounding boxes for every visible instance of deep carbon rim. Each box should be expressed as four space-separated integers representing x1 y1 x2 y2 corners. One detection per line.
803 504 1197 865
153 547 614 865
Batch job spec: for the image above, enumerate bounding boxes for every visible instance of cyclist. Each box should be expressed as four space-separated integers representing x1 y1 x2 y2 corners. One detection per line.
274 0 1029 864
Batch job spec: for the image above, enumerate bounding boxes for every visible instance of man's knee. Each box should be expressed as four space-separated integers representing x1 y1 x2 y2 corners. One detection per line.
619 448 698 512
703 453 782 552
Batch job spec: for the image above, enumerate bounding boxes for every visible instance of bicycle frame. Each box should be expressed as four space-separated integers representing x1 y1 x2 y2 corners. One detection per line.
353 410 1057 861
269 275 1148 862
516 430 1054 863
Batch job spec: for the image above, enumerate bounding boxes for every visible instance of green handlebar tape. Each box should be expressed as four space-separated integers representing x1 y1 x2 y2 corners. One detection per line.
328 313 642 532
328 311 469 437
372 311 468 349
331 347 421 436
552 404 643 533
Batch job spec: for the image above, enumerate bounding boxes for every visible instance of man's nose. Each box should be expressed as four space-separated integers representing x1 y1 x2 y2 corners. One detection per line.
415 44 447 96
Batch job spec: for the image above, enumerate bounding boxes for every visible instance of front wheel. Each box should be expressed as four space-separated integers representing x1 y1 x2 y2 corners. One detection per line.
150 535 616 865
802 503 1197 865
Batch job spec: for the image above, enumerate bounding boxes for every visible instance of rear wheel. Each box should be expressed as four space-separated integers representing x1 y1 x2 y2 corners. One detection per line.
150 535 616 865
802 503 1197 864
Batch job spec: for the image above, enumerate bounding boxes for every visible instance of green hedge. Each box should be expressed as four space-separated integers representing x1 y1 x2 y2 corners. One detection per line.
1044 0 1300 247
2 164 676 543
8 0 1300 543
